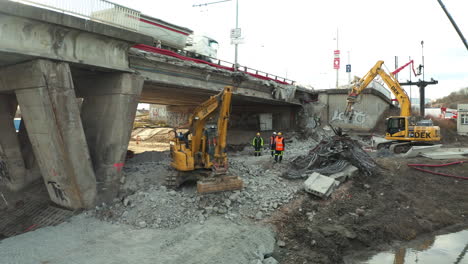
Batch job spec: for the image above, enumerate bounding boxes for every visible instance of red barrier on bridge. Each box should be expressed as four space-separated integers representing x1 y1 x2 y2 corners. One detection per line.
133 44 290 85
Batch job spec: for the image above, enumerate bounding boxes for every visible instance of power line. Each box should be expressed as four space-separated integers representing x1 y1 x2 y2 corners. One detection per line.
193 0 231 7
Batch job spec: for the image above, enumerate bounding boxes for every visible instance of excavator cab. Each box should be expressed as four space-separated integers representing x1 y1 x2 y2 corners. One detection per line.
386 117 407 136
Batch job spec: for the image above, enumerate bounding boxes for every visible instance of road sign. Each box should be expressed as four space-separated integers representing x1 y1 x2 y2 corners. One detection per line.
333 58 340 69
346 64 351 72
333 50 340 69
230 28 241 39
231 38 244 45
334 50 340 57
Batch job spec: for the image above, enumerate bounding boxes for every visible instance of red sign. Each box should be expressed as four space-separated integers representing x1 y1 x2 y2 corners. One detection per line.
333 57 340 69
333 50 340 69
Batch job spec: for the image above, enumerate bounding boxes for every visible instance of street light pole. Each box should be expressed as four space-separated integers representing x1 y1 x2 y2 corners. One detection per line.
234 0 239 71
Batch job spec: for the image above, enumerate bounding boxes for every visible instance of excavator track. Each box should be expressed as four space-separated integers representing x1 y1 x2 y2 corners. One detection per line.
165 169 243 193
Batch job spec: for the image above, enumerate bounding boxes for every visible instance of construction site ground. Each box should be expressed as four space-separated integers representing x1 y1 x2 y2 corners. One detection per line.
0 131 467 264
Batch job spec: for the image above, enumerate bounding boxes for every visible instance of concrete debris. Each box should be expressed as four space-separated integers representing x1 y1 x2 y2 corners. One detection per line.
263 257 279 264
402 144 443 158
286 134 380 179
420 148 468 160
272 85 297 102
277 240 286 247
329 165 359 182
303 172 340 198
94 138 312 229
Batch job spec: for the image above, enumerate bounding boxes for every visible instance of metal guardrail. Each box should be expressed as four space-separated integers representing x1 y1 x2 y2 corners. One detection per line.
206 56 295 85
11 0 141 31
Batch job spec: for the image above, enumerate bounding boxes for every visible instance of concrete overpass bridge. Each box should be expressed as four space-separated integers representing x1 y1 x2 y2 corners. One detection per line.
0 1 392 210
0 1 310 210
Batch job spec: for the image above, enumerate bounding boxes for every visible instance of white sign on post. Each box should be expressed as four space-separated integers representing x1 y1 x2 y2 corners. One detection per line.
230 28 241 39
231 38 244 45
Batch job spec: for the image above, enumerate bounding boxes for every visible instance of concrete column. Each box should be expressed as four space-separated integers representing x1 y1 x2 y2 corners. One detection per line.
77 73 144 204
4 60 97 209
166 105 193 127
0 95 29 190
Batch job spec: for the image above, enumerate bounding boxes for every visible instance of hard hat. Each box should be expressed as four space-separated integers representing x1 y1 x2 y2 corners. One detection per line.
278 132 283 136
273 132 277 135
256 132 260 136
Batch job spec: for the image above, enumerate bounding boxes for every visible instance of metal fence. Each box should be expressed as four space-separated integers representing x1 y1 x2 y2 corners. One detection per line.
12 0 141 31
209 57 295 85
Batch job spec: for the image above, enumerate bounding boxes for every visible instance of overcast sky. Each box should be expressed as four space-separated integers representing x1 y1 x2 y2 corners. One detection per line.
115 0 468 100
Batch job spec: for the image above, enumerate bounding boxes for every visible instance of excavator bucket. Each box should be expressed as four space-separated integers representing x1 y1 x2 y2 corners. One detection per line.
197 175 244 194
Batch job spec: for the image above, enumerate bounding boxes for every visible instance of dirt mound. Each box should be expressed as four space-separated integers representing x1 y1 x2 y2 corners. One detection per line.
434 119 468 145
271 157 468 264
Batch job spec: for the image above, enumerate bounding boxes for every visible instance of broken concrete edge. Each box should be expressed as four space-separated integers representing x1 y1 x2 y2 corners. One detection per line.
303 172 340 198
401 144 443 158
0 1 153 45
317 87 393 105
129 48 309 94
329 165 359 183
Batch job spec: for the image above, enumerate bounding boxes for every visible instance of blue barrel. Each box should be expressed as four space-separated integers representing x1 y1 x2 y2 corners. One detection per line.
13 118 21 132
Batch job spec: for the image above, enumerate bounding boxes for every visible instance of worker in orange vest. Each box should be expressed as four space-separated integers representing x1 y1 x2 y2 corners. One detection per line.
269 132 277 157
274 132 285 163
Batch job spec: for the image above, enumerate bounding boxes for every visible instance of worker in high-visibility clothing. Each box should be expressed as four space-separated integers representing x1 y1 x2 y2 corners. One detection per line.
252 132 264 156
269 132 277 157
274 132 285 163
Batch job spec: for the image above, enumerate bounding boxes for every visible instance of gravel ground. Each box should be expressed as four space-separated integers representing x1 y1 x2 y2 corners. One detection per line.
0 214 276 264
94 138 317 229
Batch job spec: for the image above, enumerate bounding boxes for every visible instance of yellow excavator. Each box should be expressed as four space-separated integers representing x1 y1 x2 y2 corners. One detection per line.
345 61 441 153
168 86 243 193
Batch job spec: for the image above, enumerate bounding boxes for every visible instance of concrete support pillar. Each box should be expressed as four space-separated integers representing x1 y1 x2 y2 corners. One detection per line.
0 94 30 190
77 73 144 204
1 60 97 209
166 105 193 127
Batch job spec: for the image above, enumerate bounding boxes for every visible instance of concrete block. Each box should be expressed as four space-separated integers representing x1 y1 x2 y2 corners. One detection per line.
402 144 443 158
329 165 359 182
304 172 340 198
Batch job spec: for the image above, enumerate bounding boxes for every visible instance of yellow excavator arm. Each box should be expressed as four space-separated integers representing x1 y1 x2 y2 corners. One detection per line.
343 60 440 151
171 86 233 172
345 60 411 117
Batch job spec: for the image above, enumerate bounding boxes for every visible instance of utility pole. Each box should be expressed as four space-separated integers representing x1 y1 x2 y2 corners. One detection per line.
193 0 239 71
336 28 339 88
234 0 239 71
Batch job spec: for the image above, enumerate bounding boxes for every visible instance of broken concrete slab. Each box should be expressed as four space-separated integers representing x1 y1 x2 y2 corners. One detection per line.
402 144 443 158
304 172 340 198
329 165 359 182
422 152 468 160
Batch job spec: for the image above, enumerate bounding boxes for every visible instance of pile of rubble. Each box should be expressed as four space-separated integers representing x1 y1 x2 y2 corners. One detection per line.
283 134 380 198
94 138 315 229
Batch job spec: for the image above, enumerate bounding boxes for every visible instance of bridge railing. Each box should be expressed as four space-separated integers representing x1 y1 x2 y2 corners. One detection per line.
11 0 141 31
210 57 295 85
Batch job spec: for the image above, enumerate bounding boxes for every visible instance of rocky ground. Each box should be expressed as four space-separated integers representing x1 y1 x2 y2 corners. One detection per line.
91 132 468 264
95 138 316 230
